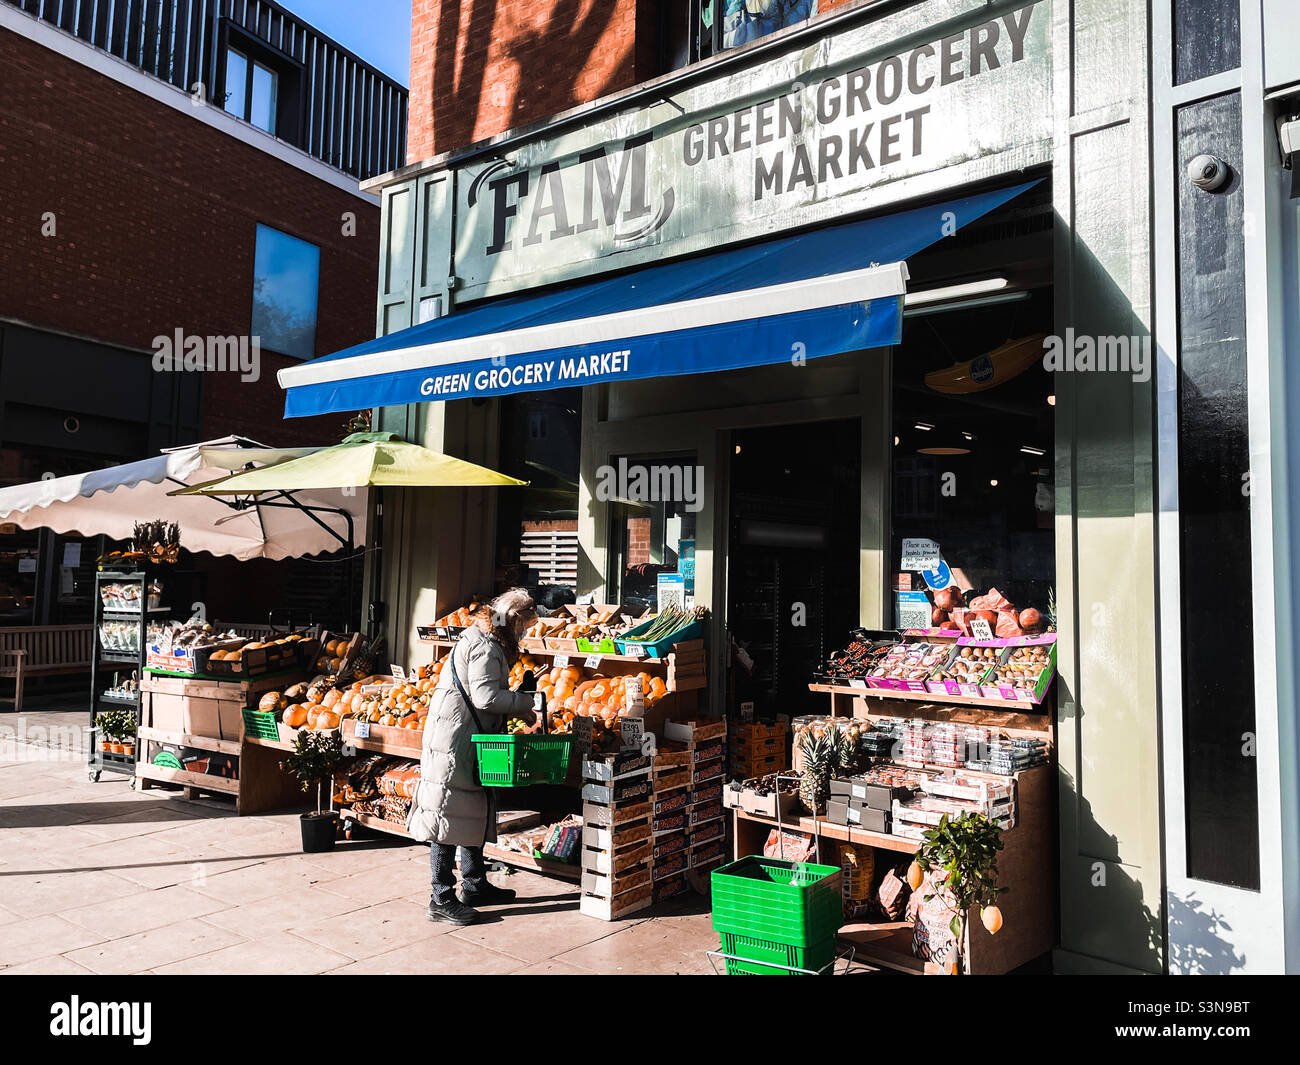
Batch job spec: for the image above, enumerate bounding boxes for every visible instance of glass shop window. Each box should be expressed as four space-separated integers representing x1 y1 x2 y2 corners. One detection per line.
607 454 700 614
251 224 320 360
493 389 584 612
890 286 1056 635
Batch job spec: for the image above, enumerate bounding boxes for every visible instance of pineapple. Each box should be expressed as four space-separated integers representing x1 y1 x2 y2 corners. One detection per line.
798 730 835 815
836 724 864 776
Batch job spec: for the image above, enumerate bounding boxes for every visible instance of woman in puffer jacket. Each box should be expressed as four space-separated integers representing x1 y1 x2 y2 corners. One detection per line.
407 589 540 925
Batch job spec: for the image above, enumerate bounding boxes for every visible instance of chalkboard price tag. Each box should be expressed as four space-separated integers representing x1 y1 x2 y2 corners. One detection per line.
573 715 594 756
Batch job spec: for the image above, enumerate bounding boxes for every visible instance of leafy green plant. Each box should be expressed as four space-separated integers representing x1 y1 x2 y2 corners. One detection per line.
95 707 134 741
280 728 343 815
913 811 1006 974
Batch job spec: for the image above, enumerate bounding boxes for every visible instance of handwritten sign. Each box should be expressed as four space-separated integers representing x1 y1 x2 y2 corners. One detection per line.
354 720 371 739
970 618 995 641
573 715 594 757
584 654 603 670
553 653 570 668
620 717 644 751
901 538 941 572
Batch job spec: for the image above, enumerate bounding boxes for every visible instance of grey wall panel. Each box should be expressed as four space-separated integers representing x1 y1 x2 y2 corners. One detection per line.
1053 0 1162 974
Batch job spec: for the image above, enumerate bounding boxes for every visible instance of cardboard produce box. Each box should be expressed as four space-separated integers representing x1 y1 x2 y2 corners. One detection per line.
142 690 242 741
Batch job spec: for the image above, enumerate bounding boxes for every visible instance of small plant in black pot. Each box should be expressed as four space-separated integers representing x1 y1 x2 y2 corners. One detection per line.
281 729 344 852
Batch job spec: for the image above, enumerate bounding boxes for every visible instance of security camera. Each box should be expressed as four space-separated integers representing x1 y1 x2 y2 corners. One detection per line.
1187 154 1231 192
1278 116 1300 198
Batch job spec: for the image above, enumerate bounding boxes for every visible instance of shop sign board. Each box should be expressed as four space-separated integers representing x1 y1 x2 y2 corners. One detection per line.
452 0 1052 301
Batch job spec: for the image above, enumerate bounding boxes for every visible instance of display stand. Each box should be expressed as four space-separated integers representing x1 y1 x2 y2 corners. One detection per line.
135 670 307 814
361 632 711 882
729 682 1055 975
88 568 170 782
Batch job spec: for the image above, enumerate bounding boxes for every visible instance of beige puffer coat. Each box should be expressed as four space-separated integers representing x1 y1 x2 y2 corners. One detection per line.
406 625 536 847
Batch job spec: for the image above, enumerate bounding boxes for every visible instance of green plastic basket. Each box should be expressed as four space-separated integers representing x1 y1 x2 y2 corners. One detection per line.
710 856 844 946
719 931 837 975
241 706 280 741
471 733 573 787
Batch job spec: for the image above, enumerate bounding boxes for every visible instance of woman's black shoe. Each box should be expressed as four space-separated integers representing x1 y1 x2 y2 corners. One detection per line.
426 898 480 925
458 881 517 905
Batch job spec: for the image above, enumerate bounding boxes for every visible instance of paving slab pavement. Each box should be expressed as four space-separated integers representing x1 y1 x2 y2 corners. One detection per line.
0 730 880 975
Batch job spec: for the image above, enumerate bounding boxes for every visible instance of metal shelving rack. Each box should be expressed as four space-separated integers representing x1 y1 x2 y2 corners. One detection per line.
88 568 169 782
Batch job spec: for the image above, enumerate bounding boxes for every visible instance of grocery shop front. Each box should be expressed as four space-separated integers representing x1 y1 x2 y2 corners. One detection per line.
279 0 1300 974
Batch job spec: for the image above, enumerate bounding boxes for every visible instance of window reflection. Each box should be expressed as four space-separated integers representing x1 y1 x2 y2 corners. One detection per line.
251 224 320 360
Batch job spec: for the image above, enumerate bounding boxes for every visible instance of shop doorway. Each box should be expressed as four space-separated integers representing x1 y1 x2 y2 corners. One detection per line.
726 419 861 719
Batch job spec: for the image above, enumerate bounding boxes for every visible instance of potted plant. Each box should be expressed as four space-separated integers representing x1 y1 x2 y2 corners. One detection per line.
281 728 344 852
95 708 125 754
910 811 1006 975
119 711 136 759
93 710 113 754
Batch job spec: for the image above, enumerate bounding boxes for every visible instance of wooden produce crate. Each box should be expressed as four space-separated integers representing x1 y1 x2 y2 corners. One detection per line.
141 672 295 741
582 818 651 852
583 839 652 876
340 716 424 756
666 639 707 692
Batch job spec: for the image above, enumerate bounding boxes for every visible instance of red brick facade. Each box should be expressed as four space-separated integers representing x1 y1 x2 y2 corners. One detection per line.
0 27 380 447
409 0 662 160
408 2 866 163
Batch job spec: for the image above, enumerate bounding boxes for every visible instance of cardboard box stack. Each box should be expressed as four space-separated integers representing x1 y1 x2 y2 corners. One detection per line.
666 719 729 878
825 765 933 835
580 750 654 920
892 771 1016 840
650 744 692 901
729 719 788 780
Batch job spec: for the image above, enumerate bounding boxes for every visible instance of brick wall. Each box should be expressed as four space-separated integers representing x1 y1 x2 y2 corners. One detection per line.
408 0 869 163
0 27 381 447
408 0 650 160
627 516 651 566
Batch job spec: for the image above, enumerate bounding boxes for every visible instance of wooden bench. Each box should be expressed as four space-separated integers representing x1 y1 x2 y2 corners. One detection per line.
0 625 95 712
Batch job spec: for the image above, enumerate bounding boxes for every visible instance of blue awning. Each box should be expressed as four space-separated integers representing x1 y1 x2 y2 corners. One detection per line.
279 181 1038 418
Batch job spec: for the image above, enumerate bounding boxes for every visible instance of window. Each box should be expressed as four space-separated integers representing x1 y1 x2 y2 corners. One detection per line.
722 0 815 49
224 47 279 134
660 0 816 72
251 224 320 360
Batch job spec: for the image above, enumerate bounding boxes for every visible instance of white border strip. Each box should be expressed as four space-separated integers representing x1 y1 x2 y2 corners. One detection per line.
278 261 909 389
0 3 378 204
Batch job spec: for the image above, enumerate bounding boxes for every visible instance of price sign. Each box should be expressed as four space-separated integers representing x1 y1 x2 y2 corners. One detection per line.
409 667 420 683
740 700 755 723
901 538 941 572
573 715 594 757
626 643 647 659
390 664 406 681
620 717 644 751
970 618 995 641
553 653 570 668
584 654 603 670
849 678 868 690
354 720 371 739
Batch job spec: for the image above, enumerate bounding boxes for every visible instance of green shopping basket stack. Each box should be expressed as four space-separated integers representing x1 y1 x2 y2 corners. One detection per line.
710 856 844 975
471 733 572 786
